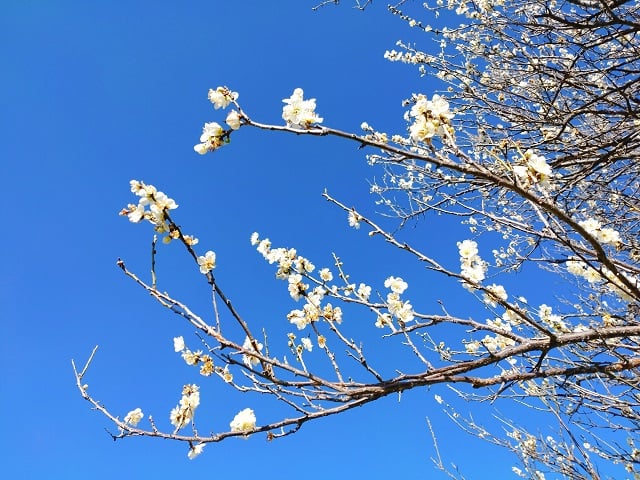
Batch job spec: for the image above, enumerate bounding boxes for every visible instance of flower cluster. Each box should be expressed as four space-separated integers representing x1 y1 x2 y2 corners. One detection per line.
208 86 238 110
230 408 256 434
566 258 638 302
483 283 508 308
513 149 553 187
578 218 621 246
538 304 569 333
194 87 240 155
458 239 486 288
174 336 215 376
169 384 200 429
406 93 455 142
123 407 144 427
282 88 323 129
383 276 414 325
288 333 314 358
194 122 225 154
465 317 516 354
120 180 181 242
252 233 341 330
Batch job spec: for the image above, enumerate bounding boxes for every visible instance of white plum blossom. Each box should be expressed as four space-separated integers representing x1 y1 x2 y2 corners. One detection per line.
407 94 455 142
483 284 508 307
173 336 185 352
513 150 552 186
288 309 308 330
230 408 256 433
282 88 323 129
208 86 238 109
194 121 225 155
578 218 621 246
170 384 200 429
348 211 361 229
319 268 333 282
539 304 569 333
384 276 408 294
458 239 478 258
188 443 205 460
120 181 180 243
301 337 313 352
375 313 392 328
242 336 263 367
250 231 260 246
124 408 144 427
197 250 216 274
458 239 487 287
357 283 371 301
225 110 241 130
126 203 145 223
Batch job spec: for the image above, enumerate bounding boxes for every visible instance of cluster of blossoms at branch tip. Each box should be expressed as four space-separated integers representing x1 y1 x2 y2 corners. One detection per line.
381 276 414 326
123 407 143 427
208 86 238 110
458 239 487 289
194 87 240 155
169 384 200 430
230 408 256 434
566 257 637 302
282 88 323 129
252 232 344 331
512 149 553 188
577 217 621 247
406 93 455 143
120 180 188 244
173 336 215 376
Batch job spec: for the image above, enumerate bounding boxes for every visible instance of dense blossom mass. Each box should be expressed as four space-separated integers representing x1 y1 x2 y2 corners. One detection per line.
78 1 640 475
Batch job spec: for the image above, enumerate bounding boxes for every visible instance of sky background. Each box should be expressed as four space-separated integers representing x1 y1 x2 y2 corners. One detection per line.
1 1 558 478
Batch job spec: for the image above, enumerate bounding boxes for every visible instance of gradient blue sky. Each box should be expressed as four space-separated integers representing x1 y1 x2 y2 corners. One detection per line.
2 2 550 478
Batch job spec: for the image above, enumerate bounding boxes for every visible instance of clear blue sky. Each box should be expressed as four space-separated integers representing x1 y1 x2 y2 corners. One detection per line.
2 2 543 478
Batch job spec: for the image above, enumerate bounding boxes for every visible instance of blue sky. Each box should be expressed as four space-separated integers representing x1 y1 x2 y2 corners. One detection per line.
1 2 546 478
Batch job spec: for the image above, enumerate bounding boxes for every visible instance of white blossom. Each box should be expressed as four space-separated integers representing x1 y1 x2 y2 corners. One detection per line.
301 337 313 352
208 86 238 109
385 276 408 294
242 336 263 367
225 110 241 130
123 408 144 427
173 336 185 352
197 250 216 274
282 88 323 128
230 408 256 433
188 443 205 460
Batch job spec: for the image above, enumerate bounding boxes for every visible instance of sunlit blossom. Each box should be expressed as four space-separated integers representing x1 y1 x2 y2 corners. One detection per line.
173 336 185 352
282 88 323 129
197 250 216 274
208 86 238 109
230 408 256 433
188 443 205 460
124 408 144 427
